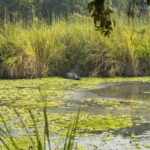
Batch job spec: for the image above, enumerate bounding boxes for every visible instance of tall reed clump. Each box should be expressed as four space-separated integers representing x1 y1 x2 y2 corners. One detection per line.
0 14 149 78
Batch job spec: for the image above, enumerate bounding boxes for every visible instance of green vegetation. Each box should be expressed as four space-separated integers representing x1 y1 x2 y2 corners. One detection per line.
0 77 149 106
0 14 150 78
0 0 89 23
0 77 149 149
0 0 149 149
0 106 80 150
143 145 150 149
88 0 149 35
0 84 80 150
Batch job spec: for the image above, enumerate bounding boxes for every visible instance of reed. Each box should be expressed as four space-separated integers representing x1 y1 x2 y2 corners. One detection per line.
0 14 149 78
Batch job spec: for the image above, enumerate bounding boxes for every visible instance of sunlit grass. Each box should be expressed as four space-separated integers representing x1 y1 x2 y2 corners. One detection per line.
0 14 149 78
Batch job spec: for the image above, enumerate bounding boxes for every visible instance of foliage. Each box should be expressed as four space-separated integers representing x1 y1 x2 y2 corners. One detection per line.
88 0 149 35
0 0 89 23
88 0 114 36
0 14 149 78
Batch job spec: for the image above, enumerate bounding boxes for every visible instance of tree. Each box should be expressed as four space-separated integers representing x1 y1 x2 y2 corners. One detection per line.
0 0 89 23
88 0 150 36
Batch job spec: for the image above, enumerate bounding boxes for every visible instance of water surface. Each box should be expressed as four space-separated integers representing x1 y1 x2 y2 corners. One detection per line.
53 81 150 149
88 82 150 101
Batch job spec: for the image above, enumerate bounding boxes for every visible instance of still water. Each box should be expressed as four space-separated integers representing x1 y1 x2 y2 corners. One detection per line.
52 82 150 150
88 82 150 101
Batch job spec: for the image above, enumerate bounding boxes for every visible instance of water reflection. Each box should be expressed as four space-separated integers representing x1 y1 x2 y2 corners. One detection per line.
88 82 150 101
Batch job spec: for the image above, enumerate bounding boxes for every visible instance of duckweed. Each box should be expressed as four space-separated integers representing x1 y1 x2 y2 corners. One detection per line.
86 98 142 108
0 77 150 149
143 145 150 149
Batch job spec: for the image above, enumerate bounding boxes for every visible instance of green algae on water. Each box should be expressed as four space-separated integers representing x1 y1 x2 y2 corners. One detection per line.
0 77 150 149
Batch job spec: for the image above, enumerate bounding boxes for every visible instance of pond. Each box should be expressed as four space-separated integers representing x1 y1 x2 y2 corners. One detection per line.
88 82 150 101
0 78 150 149
50 81 150 149
79 82 150 149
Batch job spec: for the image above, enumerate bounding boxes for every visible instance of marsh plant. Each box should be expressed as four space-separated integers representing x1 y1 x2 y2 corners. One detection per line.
0 88 80 150
0 14 149 78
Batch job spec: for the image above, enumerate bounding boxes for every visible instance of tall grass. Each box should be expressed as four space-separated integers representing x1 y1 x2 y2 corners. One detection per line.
0 13 149 78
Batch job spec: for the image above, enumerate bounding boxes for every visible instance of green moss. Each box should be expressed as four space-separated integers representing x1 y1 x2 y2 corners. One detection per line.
86 98 142 108
0 77 149 149
102 137 111 142
0 108 139 137
0 77 149 108
78 114 132 131
13 99 63 108
77 145 87 150
2 136 38 150
44 112 137 136
143 145 150 149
